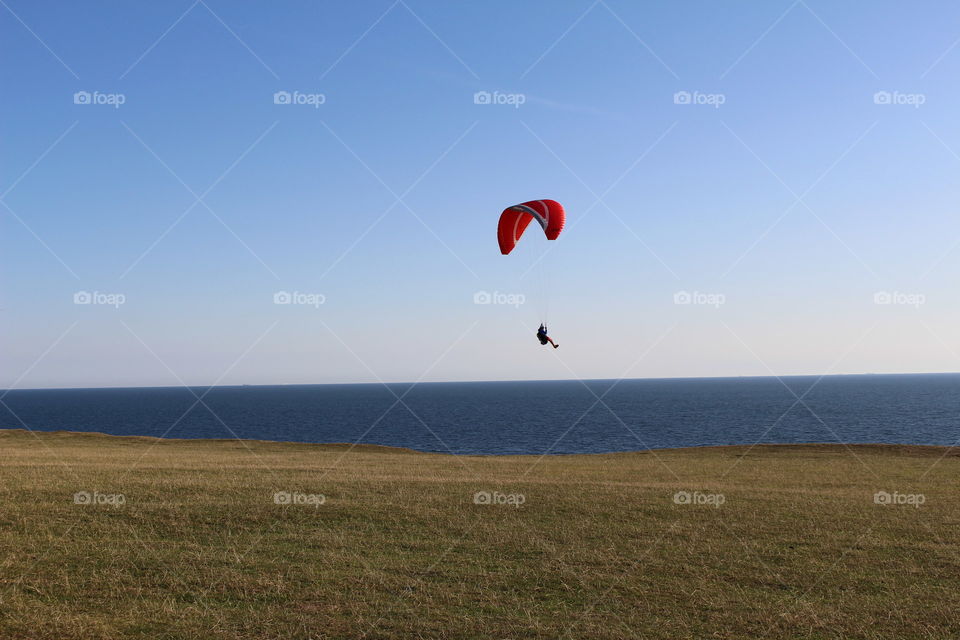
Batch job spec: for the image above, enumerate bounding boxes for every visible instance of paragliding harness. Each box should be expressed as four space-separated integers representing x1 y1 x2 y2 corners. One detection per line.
536 324 549 345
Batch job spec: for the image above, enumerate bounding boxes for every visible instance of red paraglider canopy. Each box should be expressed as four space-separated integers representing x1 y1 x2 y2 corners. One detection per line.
497 199 565 255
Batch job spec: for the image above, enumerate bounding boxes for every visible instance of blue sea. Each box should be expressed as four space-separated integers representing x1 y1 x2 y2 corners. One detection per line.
2 374 958 455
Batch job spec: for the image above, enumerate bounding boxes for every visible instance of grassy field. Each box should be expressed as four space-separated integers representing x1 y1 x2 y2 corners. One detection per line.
1 428 958 639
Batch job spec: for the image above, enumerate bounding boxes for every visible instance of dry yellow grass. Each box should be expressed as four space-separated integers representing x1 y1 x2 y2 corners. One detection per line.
1 428 958 639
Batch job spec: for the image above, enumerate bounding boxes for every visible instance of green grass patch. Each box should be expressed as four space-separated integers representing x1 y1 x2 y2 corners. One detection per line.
1 429 958 639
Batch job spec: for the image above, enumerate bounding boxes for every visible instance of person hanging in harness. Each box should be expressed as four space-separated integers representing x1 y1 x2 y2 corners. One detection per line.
536 323 559 349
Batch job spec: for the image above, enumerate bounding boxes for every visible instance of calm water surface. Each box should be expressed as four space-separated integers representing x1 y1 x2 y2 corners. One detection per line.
2 374 958 454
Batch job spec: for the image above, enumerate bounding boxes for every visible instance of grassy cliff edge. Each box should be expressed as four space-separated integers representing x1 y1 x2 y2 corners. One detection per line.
1 429 957 639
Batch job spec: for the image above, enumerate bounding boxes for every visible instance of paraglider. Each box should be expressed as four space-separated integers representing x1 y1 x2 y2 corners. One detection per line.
498 200 565 348
497 199 565 255
536 323 558 349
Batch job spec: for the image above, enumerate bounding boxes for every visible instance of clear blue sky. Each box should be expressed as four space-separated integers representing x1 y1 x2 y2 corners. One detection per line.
4 0 960 388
